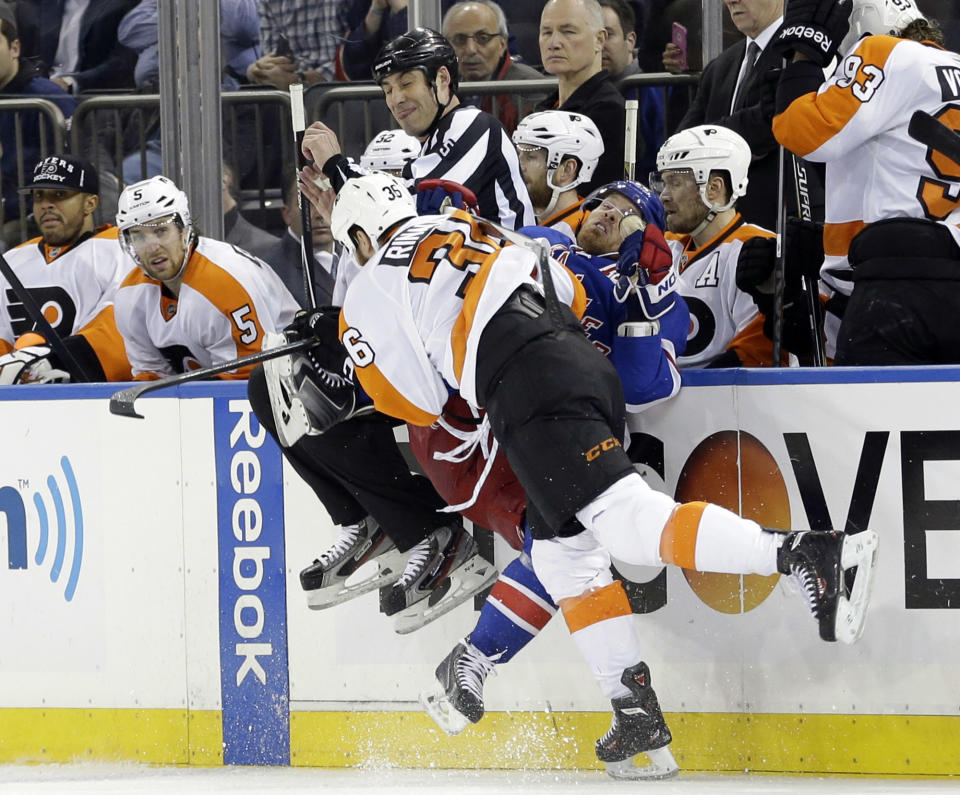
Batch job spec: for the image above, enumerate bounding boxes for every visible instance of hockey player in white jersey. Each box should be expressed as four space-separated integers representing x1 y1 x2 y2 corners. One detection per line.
113 176 299 379
292 170 879 778
359 128 420 176
772 0 960 363
650 124 791 367
512 110 604 240
0 155 132 384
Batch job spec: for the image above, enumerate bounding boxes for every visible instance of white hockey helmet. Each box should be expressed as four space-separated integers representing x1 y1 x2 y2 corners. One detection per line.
360 129 421 174
840 0 926 55
654 124 751 214
116 175 195 277
513 111 604 193
330 171 417 255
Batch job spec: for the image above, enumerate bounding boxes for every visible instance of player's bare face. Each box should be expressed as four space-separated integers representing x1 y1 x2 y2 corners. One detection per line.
32 189 89 247
578 192 638 254
658 170 709 235
517 145 553 214
381 71 439 139
723 0 783 39
126 216 188 282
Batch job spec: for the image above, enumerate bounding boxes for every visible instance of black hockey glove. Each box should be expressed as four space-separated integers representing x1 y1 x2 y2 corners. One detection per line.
772 0 852 66
785 217 825 285
736 236 777 300
284 306 348 375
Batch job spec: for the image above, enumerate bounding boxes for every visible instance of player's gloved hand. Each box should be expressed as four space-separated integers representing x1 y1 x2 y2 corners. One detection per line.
772 0 852 66
613 221 677 319
736 236 777 299
416 178 479 215
741 64 782 121
785 216 824 285
0 345 70 385
283 306 349 375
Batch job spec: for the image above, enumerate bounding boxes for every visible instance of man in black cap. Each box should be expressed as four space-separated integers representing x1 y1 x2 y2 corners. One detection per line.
0 4 78 245
0 153 132 383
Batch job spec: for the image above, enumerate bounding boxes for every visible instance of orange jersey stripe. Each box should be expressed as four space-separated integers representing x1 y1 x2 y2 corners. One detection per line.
560 581 632 633
728 313 781 367
659 501 708 569
773 36 900 157
78 306 132 381
824 220 867 257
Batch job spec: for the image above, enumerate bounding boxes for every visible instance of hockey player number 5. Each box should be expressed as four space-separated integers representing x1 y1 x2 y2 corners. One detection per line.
917 106 960 221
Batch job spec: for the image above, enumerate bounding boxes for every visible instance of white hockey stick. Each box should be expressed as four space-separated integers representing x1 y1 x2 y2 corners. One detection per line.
290 83 320 308
624 99 639 181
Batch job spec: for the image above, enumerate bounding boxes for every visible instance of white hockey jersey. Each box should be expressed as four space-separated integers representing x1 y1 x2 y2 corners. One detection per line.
338 210 587 425
114 237 299 379
667 215 777 368
0 226 132 380
773 35 960 299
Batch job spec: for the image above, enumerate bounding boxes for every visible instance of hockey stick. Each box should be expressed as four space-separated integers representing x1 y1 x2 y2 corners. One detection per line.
791 155 826 366
771 143 788 366
624 99 639 181
290 83 319 308
908 110 960 168
108 337 316 418
0 251 94 382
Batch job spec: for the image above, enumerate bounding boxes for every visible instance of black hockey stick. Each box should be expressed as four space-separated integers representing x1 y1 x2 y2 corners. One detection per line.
791 155 826 366
108 337 316 418
290 83 319 308
0 251 94 382
908 110 960 168
771 144 788 365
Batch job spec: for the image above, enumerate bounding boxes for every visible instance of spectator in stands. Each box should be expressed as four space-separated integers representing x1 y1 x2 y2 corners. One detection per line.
222 159 279 264
597 0 664 179
119 0 261 92
535 0 627 193
248 0 348 88
666 0 824 230
0 155 132 384
0 4 78 245
441 0 545 134
258 168 336 308
13 0 137 93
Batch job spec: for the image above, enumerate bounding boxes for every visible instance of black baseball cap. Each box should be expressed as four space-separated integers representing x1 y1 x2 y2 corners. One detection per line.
0 3 17 37
19 154 100 195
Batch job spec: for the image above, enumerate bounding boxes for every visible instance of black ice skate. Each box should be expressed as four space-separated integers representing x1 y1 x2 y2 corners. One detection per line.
381 521 498 634
776 529 879 644
596 661 679 780
419 638 498 735
299 516 405 609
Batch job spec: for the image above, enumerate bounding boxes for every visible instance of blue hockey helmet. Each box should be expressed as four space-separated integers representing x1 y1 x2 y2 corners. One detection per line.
583 180 667 232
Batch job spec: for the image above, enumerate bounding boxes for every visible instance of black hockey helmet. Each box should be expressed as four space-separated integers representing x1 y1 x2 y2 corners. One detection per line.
372 27 459 93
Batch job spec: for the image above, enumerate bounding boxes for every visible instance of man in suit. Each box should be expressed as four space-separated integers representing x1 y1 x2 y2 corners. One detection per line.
12 0 137 93
672 0 823 229
258 169 335 309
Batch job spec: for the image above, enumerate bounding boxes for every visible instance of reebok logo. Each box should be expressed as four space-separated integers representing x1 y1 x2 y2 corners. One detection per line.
780 26 833 54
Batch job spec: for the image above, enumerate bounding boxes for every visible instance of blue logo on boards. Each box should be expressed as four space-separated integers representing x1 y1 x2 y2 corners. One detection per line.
3 455 84 602
214 398 290 766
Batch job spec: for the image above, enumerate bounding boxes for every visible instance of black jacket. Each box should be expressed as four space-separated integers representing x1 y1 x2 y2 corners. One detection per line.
536 70 626 195
680 33 824 228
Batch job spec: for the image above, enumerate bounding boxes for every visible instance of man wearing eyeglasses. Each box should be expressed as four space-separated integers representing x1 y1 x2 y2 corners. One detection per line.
441 0 546 134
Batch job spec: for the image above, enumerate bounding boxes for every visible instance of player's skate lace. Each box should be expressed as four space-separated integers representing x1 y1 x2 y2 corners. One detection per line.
788 561 825 616
455 641 497 702
316 522 364 568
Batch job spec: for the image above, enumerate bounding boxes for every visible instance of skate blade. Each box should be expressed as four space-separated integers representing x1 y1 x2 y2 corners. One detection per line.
604 745 679 780
834 530 880 645
418 685 471 736
392 556 498 634
306 547 406 610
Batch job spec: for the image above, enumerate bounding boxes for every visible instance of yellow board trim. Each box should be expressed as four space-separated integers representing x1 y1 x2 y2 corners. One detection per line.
2 709 959 777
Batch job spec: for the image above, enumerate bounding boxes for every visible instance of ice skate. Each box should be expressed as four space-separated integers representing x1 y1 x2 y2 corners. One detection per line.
381 522 498 634
419 638 497 735
596 661 679 780
300 516 405 609
776 529 879 644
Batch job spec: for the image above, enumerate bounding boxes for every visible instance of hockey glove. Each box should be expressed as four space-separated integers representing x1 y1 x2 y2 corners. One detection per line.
736 236 777 299
0 345 70 385
283 306 349 376
613 222 678 320
416 178 480 216
773 0 852 66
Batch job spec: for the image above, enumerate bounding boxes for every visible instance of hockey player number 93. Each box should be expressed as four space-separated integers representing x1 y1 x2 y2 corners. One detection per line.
916 106 960 221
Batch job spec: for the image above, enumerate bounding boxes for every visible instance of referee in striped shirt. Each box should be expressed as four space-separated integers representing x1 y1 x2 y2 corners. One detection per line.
301 27 534 230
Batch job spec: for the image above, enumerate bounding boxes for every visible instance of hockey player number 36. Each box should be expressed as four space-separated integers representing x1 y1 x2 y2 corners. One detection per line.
917 106 960 221
342 327 375 367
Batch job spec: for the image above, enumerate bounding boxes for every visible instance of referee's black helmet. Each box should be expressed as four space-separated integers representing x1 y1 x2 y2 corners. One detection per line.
372 27 459 93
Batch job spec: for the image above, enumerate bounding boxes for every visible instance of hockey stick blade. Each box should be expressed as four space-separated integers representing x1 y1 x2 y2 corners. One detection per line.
108 337 316 418
908 110 960 168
